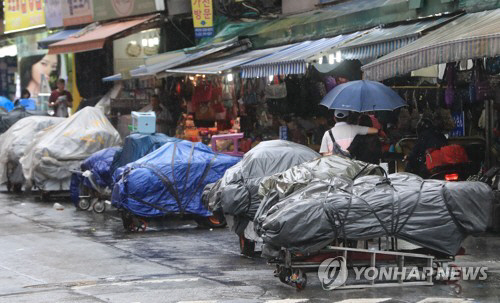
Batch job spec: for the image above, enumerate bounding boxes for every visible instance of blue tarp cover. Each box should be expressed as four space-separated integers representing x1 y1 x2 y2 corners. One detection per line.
112 140 241 218
70 147 122 205
111 133 181 178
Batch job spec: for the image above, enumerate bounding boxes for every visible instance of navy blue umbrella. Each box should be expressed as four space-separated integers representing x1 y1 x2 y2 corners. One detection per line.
320 80 406 112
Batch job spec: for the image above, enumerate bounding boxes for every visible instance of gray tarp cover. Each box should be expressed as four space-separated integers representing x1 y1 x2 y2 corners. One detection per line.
204 140 319 234
20 107 121 191
258 173 492 257
255 155 384 228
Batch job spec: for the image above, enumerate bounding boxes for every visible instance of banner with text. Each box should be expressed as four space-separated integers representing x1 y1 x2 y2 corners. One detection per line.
191 0 214 38
4 0 45 33
63 0 94 26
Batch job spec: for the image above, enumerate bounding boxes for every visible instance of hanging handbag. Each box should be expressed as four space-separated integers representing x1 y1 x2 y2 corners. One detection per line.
265 76 287 99
486 56 500 75
221 80 234 101
444 62 456 109
475 59 493 101
242 79 258 105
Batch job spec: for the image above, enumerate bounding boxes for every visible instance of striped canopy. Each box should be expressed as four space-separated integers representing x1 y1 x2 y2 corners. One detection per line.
362 9 500 81
241 32 361 78
340 17 454 61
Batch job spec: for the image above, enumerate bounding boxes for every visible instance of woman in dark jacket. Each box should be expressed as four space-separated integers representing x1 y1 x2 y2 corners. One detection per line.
405 117 447 177
348 114 382 164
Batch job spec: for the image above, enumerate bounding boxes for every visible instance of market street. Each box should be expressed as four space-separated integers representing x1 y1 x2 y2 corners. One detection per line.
0 191 499 303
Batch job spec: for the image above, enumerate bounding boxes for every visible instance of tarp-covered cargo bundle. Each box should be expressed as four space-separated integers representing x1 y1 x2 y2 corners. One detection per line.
112 140 241 218
70 147 122 206
20 107 121 191
258 173 493 258
0 107 48 134
0 116 64 188
204 140 320 235
256 155 385 227
111 133 181 179
70 133 180 206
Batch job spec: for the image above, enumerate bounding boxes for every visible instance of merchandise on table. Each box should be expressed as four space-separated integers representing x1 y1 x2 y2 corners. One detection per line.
204 140 320 236
258 173 492 257
112 140 241 219
0 116 64 189
20 107 122 192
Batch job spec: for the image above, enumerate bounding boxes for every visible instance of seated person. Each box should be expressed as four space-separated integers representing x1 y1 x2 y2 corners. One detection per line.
348 114 382 164
405 118 447 177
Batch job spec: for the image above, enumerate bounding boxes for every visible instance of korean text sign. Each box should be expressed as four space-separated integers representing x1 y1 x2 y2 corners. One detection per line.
62 0 93 26
191 0 214 38
4 0 45 33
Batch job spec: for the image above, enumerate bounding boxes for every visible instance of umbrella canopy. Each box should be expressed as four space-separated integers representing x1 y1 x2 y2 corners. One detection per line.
0 97 13 112
320 80 406 112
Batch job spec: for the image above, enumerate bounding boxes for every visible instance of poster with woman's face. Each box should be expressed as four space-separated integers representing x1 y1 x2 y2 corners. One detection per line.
19 54 60 97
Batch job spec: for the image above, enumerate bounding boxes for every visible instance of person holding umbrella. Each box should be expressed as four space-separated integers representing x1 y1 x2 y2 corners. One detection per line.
319 109 378 156
319 80 406 157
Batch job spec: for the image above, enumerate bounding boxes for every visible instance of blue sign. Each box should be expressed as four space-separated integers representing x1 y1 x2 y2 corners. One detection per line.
449 111 465 137
279 126 288 140
195 27 214 38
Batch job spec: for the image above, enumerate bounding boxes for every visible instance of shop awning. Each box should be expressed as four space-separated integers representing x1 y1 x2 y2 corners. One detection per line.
102 38 247 81
362 9 500 81
339 16 455 62
241 32 360 78
38 29 82 49
48 15 158 55
165 45 290 75
0 45 17 58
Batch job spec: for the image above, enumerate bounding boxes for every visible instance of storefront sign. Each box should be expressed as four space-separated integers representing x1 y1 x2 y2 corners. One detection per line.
93 0 164 22
62 0 94 26
4 0 46 33
191 0 214 38
449 111 465 137
45 0 63 28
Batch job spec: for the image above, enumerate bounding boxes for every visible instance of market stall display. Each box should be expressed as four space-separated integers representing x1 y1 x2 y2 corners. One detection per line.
0 116 64 192
20 107 121 197
112 140 241 231
204 140 320 254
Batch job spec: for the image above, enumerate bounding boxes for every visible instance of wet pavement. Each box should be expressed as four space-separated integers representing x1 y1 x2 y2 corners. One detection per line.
0 191 500 303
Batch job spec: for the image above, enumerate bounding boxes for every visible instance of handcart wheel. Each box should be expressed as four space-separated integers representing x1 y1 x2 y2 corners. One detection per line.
292 270 307 290
277 266 291 284
121 211 133 230
13 183 22 193
78 198 91 210
92 200 106 213
239 235 256 257
194 213 227 228
41 192 51 202
133 218 148 232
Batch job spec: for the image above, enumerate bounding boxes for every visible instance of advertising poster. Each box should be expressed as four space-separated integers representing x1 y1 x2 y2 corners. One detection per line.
17 33 59 98
191 0 214 38
4 0 46 33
